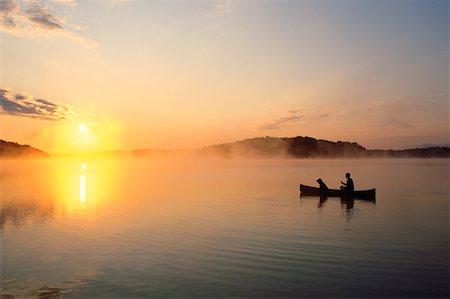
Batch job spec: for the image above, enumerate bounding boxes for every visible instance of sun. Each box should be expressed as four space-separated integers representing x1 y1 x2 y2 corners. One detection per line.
33 119 123 154
79 124 89 134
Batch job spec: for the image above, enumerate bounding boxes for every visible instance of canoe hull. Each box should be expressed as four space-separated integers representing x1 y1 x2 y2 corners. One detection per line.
300 184 376 201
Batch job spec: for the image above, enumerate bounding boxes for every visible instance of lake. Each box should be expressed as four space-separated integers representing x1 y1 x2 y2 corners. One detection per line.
1 158 448 298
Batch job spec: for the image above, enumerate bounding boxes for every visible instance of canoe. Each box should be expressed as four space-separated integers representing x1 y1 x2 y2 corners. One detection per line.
300 184 376 201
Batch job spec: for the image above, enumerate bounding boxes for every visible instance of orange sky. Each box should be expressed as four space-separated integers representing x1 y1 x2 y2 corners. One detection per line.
1 0 448 153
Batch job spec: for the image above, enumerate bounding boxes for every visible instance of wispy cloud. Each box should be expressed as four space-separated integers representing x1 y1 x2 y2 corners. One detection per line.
258 109 330 131
386 117 412 129
50 0 77 5
216 0 232 14
0 0 20 29
0 88 95 123
0 0 96 48
25 3 64 30
258 110 304 130
106 0 135 6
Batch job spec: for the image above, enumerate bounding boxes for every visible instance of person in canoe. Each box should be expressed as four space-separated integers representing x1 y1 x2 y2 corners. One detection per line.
340 172 354 197
316 178 328 191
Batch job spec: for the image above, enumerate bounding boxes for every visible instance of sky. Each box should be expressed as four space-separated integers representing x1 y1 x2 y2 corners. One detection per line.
0 0 448 153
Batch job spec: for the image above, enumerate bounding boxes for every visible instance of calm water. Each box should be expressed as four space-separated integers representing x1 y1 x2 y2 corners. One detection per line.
1 158 449 298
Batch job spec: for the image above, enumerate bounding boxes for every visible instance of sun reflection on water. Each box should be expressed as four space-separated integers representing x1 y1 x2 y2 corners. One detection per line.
45 158 121 216
80 163 87 207
80 175 86 207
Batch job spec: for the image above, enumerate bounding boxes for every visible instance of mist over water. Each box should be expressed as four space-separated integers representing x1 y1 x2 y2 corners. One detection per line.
1 157 448 298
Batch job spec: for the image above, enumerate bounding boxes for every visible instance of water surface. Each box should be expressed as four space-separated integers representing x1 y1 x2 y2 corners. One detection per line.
1 158 448 297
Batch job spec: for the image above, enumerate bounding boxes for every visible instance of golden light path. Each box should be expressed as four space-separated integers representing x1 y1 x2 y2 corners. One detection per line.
80 162 87 207
46 156 122 218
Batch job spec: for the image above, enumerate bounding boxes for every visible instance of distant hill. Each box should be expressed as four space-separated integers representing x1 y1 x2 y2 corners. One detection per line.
0 140 48 158
200 136 450 158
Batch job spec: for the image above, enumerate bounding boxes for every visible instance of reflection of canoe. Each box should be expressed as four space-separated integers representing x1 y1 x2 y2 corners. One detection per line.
300 184 376 201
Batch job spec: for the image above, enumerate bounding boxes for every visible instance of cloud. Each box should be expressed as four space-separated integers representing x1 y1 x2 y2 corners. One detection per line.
0 0 20 29
216 0 232 14
258 111 303 130
49 0 77 5
25 4 63 30
258 110 330 131
387 117 412 129
0 88 95 123
0 0 96 48
107 0 135 5
14 93 27 100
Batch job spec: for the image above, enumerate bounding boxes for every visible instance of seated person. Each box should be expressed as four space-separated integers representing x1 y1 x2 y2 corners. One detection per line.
316 178 328 191
340 173 354 192
341 173 354 200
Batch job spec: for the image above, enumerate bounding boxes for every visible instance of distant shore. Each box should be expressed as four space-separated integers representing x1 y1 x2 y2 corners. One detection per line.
2 136 450 159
